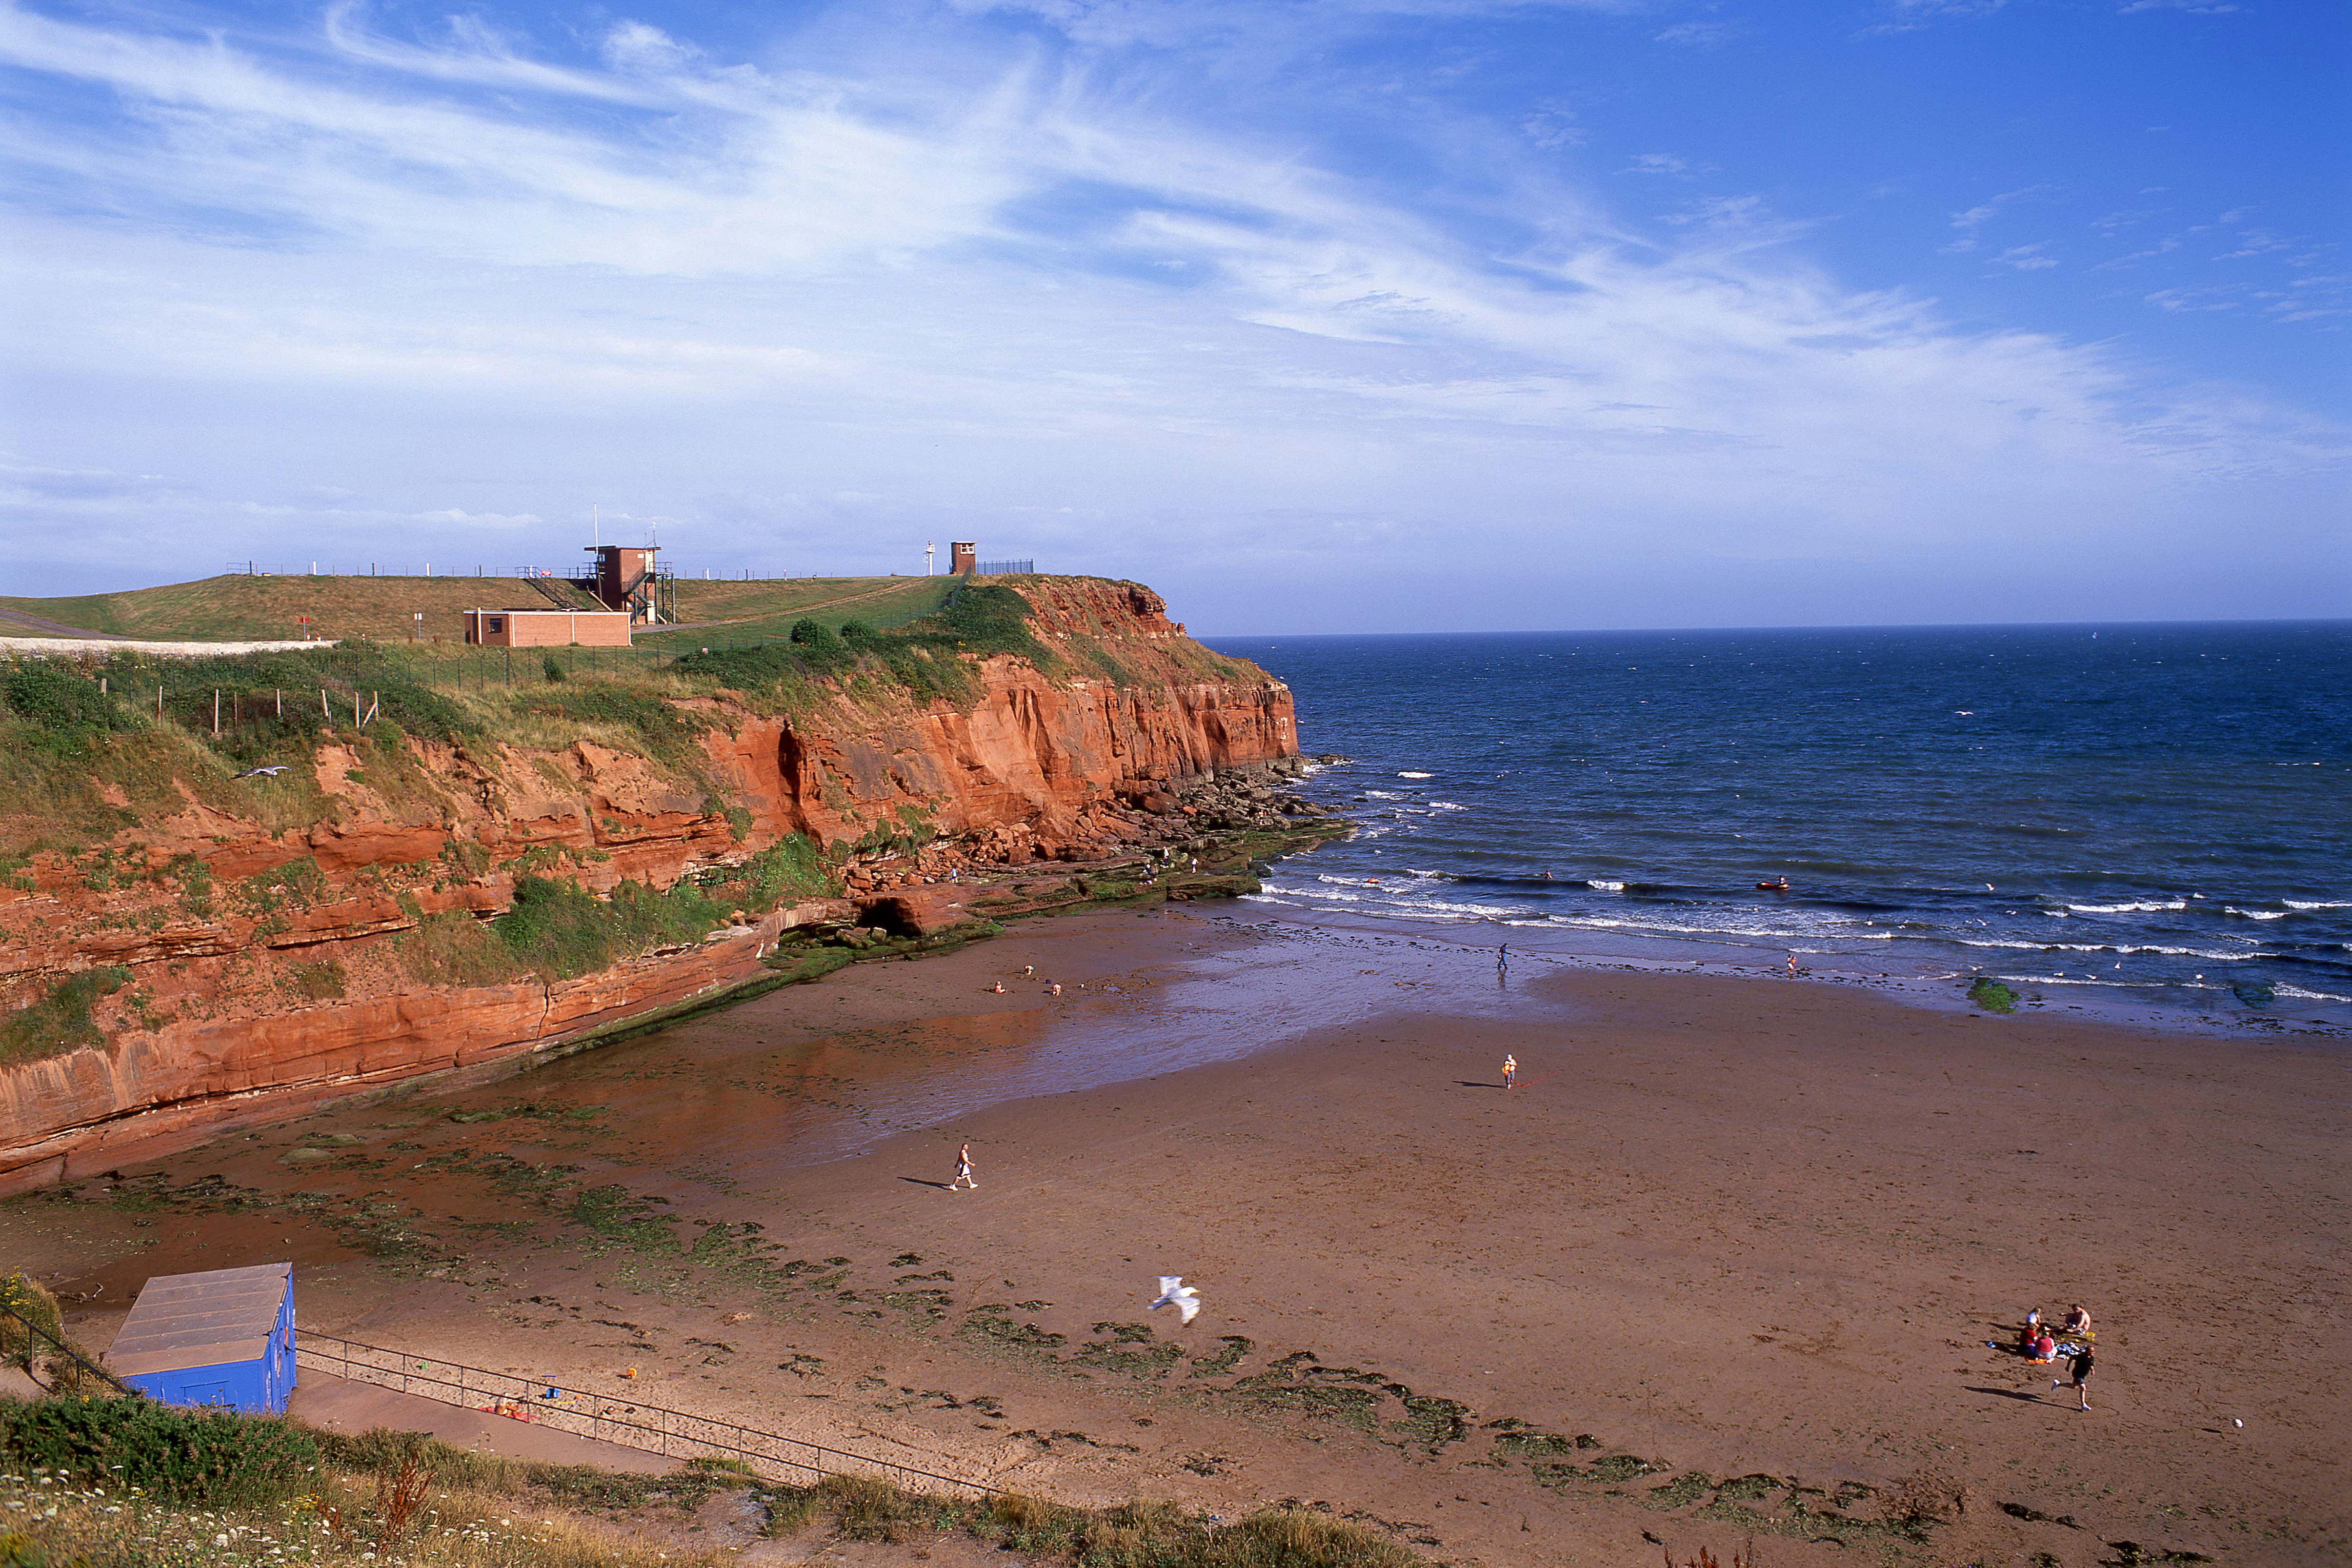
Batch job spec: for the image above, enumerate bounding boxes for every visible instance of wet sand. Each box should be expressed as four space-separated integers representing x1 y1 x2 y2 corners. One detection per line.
9 908 2347 1567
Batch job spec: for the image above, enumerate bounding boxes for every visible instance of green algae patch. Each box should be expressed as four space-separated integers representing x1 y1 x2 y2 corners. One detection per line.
1968 976 2019 1013
1392 1394 1471 1454
1642 1470 1714 1510
957 1305 1068 1358
1072 1323 1186 1380
1187 1336 1253 1378
1224 1353 1386 1433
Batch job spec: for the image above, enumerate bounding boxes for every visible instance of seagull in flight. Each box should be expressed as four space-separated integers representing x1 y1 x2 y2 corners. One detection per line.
235 765 288 779
1148 1276 1201 1325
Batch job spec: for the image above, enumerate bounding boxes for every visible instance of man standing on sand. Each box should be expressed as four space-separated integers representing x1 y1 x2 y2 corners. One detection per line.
950 1143 977 1191
1503 1053 1517 1089
1497 944 1510 979
2052 1345 2094 1410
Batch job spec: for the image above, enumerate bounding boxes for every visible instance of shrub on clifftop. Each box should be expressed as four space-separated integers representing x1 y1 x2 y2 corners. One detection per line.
1 663 135 753
0 1396 320 1510
673 583 1054 704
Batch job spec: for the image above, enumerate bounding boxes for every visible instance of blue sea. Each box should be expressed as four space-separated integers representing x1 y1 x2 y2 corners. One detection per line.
1205 622 2352 1029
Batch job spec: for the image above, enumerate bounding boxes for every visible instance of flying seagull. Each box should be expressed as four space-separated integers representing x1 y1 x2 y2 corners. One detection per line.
1148 1276 1201 1325
235 765 288 779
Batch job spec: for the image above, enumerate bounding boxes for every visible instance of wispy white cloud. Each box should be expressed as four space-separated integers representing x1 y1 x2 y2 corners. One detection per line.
0 0 2340 623
1653 19 1746 46
1854 0 2006 38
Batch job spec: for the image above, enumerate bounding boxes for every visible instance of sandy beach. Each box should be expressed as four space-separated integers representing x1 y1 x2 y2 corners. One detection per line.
8 907 2346 1567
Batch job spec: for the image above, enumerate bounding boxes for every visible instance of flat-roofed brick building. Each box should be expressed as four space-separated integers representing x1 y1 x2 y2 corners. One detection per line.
464 607 632 647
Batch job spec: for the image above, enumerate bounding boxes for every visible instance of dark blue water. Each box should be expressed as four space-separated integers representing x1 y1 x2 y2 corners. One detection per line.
1205 623 2352 1026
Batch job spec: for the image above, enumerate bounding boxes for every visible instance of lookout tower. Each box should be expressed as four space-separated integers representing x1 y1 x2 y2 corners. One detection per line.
583 544 665 624
950 542 976 576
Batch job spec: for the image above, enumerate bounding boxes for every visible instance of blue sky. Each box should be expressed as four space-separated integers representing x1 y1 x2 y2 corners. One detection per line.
1 0 2344 632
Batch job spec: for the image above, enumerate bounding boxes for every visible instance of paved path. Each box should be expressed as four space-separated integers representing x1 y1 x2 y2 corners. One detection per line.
290 1371 678 1474
0 635 339 657
0 608 121 639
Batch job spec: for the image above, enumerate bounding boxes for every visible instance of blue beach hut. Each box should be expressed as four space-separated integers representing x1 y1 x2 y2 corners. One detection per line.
106 1263 297 1415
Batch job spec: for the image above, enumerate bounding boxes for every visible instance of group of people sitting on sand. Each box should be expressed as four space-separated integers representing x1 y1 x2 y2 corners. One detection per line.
2006 1304 2097 1410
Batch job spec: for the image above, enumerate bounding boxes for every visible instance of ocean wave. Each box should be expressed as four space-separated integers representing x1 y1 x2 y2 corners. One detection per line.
1588 879 1626 892
1949 937 2259 961
2224 906 2290 921
1361 789 1405 800
1546 912 1897 944
2277 984 2352 1003
2284 899 2352 911
1427 801 1466 811
2111 944 2256 960
2064 899 2188 914
1397 770 1433 779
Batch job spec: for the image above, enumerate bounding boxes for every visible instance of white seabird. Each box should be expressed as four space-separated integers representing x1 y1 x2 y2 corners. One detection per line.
1148 1276 1201 1325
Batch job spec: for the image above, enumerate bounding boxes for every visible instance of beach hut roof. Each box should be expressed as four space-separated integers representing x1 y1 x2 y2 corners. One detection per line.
105 1263 291 1379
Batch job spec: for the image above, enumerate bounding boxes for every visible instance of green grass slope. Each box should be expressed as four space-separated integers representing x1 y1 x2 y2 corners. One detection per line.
0 573 958 646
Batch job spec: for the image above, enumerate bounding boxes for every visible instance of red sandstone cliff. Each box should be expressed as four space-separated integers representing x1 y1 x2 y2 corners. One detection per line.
0 580 1307 1192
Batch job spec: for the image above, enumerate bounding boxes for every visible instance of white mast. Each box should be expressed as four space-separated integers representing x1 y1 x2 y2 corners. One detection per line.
925 540 936 576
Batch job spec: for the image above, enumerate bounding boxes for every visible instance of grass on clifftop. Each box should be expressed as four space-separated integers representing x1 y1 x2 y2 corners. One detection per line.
0 572 956 646
670 582 1058 706
0 572 1242 860
0 1395 1428 1568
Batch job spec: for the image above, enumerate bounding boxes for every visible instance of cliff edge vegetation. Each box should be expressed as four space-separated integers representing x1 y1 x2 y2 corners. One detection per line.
0 575 1340 1189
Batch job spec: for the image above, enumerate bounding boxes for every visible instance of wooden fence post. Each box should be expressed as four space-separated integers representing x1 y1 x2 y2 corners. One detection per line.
212 690 219 736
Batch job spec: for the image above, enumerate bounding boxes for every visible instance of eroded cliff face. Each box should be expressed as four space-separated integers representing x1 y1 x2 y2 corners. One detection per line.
0 580 1308 1192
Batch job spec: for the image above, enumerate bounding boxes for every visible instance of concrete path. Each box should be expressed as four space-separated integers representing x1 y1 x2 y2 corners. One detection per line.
290 1371 678 1474
0 608 122 639
0 635 341 657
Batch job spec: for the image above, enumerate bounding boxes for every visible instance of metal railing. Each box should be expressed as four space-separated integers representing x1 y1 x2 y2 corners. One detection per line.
974 560 1034 575
0 1297 133 1397
293 1329 998 1499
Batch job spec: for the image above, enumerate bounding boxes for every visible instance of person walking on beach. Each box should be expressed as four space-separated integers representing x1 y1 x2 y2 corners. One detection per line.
950 1142 977 1191
2052 1346 2094 1410
1503 1053 1517 1089
1497 944 1510 979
